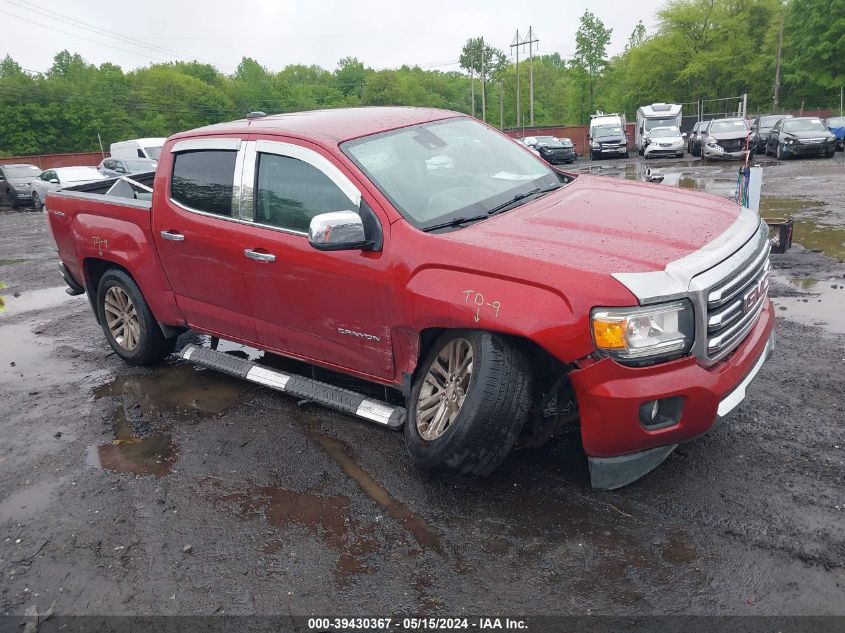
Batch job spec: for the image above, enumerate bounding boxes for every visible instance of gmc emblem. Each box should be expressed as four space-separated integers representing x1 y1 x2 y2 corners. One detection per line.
743 274 769 313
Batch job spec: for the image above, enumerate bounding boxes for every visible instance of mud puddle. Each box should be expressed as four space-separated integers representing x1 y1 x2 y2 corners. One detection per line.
93 363 252 422
86 407 177 477
0 285 83 315
206 478 380 582
0 323 92 388
0 478 62 523
770 270 845 334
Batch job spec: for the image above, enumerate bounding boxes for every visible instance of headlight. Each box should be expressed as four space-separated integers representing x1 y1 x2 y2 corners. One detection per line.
784 137 794 144
591 300 694 364
592 142 600 148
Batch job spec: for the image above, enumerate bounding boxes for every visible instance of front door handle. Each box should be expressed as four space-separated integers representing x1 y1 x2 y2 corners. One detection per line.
160 230 185 242
244 248 276 263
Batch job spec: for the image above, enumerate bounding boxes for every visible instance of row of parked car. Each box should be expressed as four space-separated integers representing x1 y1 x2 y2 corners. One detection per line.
688 114 843 160
0 156 157 210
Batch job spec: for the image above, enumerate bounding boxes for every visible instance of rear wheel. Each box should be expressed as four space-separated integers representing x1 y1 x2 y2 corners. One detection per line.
404 330 533 478
96 269 176 365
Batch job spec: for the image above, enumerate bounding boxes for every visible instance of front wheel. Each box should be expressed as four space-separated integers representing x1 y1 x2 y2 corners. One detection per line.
32 192 43 211
96 269 176 365
776 143 785 160
404 330 533 478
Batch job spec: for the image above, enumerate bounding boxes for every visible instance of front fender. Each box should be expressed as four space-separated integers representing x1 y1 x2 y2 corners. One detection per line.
401 266 594 366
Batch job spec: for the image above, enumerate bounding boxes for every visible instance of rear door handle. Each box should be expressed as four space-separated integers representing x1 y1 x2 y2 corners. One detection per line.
244 248 276 263
160 230 185 242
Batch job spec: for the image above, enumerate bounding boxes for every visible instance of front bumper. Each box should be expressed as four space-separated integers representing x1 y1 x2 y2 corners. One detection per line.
782 142 834 156
644 145 684 157
702 144 746 159
9 187 32 200
593 146 627 156
570 300 775 489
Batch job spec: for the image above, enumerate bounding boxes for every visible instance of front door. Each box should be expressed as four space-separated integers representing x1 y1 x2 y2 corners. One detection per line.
235 139 394 381
152 137 257 343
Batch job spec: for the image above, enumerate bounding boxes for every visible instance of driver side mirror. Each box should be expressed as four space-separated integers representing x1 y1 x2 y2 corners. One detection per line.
49 178 59 184
682 132 688 138
309 210 369 251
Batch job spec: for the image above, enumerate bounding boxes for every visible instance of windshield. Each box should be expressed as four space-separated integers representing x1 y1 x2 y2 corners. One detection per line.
560 138 573 146
825 117 845 127
534 136 563 147
4 165 41 178
783 119 827 133
594 125 623 138
144 146 162 160
649 127 680 138
644 117 678 131
760 115 787 129
124 159 156 171
58 167 105 181
343 117 558 229
710 120 748 134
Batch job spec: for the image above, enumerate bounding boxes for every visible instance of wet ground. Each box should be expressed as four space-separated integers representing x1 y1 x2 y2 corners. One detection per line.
0 153 844 620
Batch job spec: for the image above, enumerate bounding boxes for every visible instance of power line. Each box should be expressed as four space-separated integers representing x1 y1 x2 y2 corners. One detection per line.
1 0 236 72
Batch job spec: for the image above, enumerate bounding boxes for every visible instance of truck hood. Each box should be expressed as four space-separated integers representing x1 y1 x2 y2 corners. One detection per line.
441 175 741 276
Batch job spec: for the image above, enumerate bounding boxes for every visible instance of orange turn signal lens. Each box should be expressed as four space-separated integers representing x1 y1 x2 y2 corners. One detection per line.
593 319 627 349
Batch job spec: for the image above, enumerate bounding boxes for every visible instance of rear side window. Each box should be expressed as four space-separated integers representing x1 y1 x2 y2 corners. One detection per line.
254 153 352 233
171 150 236 217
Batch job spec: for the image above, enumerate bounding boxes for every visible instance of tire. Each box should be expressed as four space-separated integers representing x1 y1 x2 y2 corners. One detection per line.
32 192 43 211
96 269 176 365
826 149 835 158
776 143 785 160
623 151 630 159
6 190 20 209
404 330 533 478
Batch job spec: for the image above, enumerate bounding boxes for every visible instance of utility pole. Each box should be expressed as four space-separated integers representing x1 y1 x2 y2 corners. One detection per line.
470 66 475 118
773 12 784 109
499 82 504 129
742 93 747 119
480 37 486 122
510 29 521 130
525 26 539 127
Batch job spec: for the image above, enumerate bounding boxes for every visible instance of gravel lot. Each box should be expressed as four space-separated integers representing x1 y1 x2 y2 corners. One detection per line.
0 153 843 623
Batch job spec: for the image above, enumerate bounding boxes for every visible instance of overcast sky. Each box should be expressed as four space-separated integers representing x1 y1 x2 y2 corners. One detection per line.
0 0 667 74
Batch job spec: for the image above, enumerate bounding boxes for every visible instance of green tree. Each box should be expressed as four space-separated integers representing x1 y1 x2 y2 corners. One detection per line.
573 10 613 117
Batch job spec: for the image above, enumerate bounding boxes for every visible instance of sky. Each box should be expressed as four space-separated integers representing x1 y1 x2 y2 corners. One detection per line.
0 0 667 75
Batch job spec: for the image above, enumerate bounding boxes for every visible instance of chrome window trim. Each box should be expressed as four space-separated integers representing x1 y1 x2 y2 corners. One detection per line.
254 139 362 208
168 198 241 224
49 189 152 210
171 138 242 153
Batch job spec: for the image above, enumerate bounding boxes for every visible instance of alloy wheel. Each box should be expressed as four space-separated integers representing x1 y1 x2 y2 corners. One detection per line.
416 338 474 441
104 286 140 351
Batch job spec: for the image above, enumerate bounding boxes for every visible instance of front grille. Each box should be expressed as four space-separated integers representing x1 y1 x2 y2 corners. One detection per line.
705 242 770 360
717 139 743 152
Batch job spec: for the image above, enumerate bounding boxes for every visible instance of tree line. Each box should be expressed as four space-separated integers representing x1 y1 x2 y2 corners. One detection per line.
0 0 840 156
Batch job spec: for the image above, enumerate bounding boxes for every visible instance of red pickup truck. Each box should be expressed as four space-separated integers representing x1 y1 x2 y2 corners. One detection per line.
45 107 775 489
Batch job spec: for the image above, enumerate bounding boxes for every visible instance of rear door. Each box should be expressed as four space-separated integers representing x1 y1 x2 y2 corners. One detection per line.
152 137 257 342
235 139 394 380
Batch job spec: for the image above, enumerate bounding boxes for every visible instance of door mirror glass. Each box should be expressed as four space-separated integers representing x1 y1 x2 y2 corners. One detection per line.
308 210 367 251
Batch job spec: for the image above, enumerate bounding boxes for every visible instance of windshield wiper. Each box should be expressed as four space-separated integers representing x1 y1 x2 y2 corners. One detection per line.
421 214 490 232
486 183 561 216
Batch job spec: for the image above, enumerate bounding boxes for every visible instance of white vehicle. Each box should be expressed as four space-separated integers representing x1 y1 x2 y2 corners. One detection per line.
30 166 106 210
109 138 167 161
588 113 628 159
643 126 686 159
635 104 683 154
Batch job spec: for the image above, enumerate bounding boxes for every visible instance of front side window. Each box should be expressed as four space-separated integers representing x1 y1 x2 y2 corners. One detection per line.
255 153 353 233
342 117 557 229
171 150 236 217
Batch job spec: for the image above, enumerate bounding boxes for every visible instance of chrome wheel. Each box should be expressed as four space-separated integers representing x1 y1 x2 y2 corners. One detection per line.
416 338 473 441
104 286 140 351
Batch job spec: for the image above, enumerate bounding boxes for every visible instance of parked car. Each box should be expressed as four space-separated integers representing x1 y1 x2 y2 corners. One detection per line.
824 115 845 151
749 114 792 153
0 163 41 209
45 107 775 490
98 157 158 178
766 117 837 159
590 123 628 160
643 126 686 159
31 166 106 210
110 138 166 161
521 135 575 164
700 118 750 160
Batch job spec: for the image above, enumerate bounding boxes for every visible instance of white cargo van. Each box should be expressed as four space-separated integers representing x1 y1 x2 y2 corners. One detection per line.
635 104 683 154
109 138 167 161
